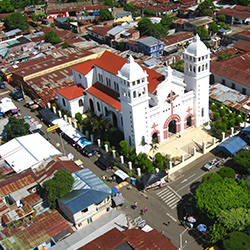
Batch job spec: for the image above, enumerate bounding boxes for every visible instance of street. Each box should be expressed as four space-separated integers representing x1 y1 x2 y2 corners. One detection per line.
0 85 224 250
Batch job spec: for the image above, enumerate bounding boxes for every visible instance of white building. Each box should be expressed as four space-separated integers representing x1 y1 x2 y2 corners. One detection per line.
58 34 210 153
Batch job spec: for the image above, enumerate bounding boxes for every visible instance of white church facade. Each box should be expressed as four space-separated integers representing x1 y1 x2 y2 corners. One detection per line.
56 34 210 153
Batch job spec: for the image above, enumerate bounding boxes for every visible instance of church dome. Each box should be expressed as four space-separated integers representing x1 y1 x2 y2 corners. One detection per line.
120 55 145 81
186 34 209 57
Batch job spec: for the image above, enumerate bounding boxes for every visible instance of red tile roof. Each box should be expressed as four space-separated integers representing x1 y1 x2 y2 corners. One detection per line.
94 51 164 93
57 84 85 100
218 6 250 19
88 26 113 36
86 82 121 111
233 39 250 52
79 228 178 250
72 58 98 75
161 32 194 46
21 192 42 207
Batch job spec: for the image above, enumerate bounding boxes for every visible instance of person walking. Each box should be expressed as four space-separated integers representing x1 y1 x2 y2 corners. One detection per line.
167 220 171 226
143 206 147 214
133 202 138 210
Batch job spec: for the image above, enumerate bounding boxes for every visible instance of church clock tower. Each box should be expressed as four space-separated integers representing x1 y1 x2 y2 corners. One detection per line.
117 56 150 153
183 34 210 127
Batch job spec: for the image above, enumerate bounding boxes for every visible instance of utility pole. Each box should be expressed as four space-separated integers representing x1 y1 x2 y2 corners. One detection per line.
179 228 188 250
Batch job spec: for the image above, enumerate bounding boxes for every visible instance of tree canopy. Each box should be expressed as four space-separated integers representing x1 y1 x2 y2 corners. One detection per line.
0 0 14 13
137 17 169 39
44 31 61 44
223 0 249 6
234 150 250 174
195 26 208 40
4 12 29 31
217 167 236 179
209 22 219 34
202 172 223 183
196 0 215 17
99 8 113 21
193 178 250 222
4 116 30 141
222 231 250 250
43 170 74 208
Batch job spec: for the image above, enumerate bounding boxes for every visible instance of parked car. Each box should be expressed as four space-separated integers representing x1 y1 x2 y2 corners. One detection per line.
0 82 5 89
203 158 221 171
82 144 99 157
10 90 23 102
96 154 115 170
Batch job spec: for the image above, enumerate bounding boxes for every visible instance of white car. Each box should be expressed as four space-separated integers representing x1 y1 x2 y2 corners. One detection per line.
204 158 221 171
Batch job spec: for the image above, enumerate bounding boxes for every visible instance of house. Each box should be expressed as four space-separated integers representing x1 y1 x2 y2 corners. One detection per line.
86 26 113 44
217 5 250 25
58 168 112 229
113 12 133 23
0 133 61 173
137 36 164 58
58 34 210 153
79 227 178 250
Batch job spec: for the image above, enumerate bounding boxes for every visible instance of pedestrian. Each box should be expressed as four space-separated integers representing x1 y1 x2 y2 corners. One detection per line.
167 220 171 226
143 206 147 214
133 202 138 210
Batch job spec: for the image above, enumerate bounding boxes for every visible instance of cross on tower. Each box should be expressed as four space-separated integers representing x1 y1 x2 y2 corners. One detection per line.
186 106 192 113
151 122 158 130
165 91 179 115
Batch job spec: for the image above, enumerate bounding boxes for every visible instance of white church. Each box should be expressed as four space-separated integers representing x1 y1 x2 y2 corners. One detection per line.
56 34 210 153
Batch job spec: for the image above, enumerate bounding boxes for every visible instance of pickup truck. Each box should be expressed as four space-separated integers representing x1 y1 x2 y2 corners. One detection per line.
203 158 221 171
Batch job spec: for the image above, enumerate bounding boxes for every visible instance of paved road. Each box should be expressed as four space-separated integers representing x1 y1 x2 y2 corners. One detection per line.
0 84 223 249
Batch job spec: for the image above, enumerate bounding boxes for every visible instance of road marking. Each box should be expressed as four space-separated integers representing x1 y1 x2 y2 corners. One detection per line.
168 186 182 199
176 172 206 192
161 193 174 199
158 191 171 198
0 90 10 96
166 213 177 222
180 173 196 183
157 188 167 195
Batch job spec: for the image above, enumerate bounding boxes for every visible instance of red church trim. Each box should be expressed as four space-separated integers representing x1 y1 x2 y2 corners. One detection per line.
151 129 161 143
163 114 181 139
184 113 195 129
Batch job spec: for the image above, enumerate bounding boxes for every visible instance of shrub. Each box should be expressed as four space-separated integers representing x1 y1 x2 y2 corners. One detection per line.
210 103 217 112
222 231 250 250
217 167 236 179
202 172 223 183
213 112 220 121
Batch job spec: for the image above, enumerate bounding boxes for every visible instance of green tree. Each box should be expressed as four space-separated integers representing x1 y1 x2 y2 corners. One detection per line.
217 14 226 22
0 0 14 13
213 112 220 121
75 112 82 123
129 147 137 162
61 42 69 49
207 223 227 244
160 15 172 27
234 150 250 173
218 208 250 232
154 152 164 170
217 167 236 179
137 18 153 36
4 12 29 31
99 8 113 21
209 22 219 34
124 3 137 13
228 119 235 129
135 153 147 168
119 140 128 157
144 158 154 173
202 172 223 183
43 170 74 209
196 0 215 17
50 23 56 28
223 0 249 6
210 103 217 112
193 178 250 222
236 115 243 126
4 116 30 141
222 231 250 250
175 60 184 72
45 31 61 44
195 26 208 40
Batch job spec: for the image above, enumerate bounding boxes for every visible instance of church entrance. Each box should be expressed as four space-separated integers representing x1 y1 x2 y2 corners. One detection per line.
152 132 158 143
112 112 118 127
187 116 192 127
89 99 94 113
168 120 176 136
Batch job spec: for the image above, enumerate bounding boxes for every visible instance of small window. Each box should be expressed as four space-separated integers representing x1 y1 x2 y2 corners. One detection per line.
79 74 81 79
222 79 225 85
198 66 201 72
79 99 83 107
97 102 100 112
232 83 235 89
201 108 204 117
133 91 136 98
242 88 246 95
62 98 66 107
81 208 88 213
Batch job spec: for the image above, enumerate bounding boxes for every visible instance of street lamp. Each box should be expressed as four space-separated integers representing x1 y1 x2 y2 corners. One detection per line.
59 132 66 155
179 228 188 250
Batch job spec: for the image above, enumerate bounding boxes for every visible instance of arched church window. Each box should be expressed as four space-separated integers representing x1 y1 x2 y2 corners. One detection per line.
133 91 136 98
193 57 196 62
128 92 130 98
121 117 123 126
202 56 204 60
105 107 108 117
189 65 192 72
198 66 201 72
193 67 196 73
137 80 140 84
143 87 145 94
129 136 132 146
205 63 208 70
62 98 66 107
132 81 135 86
186 63 189 71
198 57 201 61
97 102 100 112
78 99 83 107
201 108 204 117
202 65 204 71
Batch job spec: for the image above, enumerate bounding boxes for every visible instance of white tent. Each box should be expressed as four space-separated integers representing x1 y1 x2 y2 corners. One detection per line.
0 133 62 173
0 97 17 113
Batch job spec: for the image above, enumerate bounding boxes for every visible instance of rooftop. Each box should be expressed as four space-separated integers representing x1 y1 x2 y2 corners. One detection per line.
56 84 85 100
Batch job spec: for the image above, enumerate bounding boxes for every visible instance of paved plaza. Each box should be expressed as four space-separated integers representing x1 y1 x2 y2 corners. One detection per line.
148 126 214 159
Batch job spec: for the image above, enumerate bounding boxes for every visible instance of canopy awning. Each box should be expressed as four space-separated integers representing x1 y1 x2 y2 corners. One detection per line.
218 136 247 155
138 170 167 188
242 125 250 135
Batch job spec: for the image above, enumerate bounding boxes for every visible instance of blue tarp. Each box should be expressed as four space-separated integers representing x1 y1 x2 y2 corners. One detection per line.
218 136 247 155
242 126 250 135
